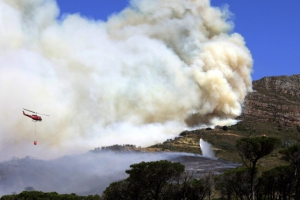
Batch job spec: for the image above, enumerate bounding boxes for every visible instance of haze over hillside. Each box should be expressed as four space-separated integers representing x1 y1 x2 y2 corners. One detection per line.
0 151 239 196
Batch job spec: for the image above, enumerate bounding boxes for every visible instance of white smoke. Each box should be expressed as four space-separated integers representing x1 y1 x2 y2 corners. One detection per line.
0 0 252 160
200 138 215 158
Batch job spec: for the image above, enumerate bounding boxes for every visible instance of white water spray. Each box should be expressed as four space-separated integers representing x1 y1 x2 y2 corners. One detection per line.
200 137 215 158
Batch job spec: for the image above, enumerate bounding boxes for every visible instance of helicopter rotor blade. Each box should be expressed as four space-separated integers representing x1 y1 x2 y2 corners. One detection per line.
23 108 49 116
23 108 36 113
37 113 50 116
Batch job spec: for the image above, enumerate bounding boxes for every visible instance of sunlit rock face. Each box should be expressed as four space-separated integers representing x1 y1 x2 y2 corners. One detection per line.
242 75 300 131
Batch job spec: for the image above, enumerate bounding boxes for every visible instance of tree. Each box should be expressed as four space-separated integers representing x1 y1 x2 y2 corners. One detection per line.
126 160 184 200
103 160 185 200
257 165 295 200
102 180 131 200
235 136 281 200
215 167 251 200
0 191 102 200
167 172 214 200
280 144 300 200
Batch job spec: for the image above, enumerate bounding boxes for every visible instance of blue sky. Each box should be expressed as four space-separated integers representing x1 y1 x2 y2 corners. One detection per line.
56 0 300 81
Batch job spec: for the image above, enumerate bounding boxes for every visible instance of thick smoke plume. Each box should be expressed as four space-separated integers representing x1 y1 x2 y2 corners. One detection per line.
0 0 252 160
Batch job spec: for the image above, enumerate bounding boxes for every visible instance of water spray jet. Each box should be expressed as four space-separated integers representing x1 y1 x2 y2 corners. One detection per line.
199 136 215 158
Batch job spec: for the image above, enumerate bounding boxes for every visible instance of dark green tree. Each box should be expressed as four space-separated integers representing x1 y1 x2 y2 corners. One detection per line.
166 172 214 200
103 160 185 200
215 166 251 200
235 136 281 200
126 160 184 200
257 165 295 200
280 144 300 200
103 160 217 200
0 191 102 200
102 180 131 200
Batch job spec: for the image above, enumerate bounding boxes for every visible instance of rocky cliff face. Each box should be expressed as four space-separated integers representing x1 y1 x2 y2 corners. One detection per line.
241 74 300 131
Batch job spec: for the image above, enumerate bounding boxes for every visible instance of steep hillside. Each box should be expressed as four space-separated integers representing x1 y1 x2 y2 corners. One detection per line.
242 74 300 131
148 74 300 168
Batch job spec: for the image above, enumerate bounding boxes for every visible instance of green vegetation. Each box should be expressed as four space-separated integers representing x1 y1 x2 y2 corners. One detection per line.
145 137 300 199
215 166 251 199
258 165 295 199
102 160 213 200
235 136 281 200
279 144 300 199
0 191 101 200
2 142 300 199
148 117 300 168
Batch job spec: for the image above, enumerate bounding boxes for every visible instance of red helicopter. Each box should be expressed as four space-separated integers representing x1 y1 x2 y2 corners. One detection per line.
22 108 49 121
22 108 49 145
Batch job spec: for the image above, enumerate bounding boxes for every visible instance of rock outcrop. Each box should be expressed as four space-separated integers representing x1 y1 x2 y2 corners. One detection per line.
241 74 300 131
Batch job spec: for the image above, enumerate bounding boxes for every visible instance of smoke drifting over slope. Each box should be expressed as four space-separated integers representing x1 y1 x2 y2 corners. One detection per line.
0 151 240 196
0 0 252 160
